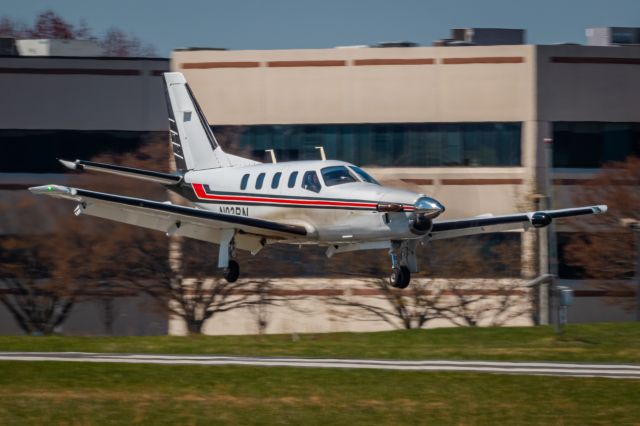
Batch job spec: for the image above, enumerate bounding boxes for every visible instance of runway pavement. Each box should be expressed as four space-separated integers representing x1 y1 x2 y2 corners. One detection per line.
1 352 639 379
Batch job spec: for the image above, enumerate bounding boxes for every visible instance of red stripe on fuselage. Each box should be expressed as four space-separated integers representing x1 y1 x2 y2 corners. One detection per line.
192 183 384 209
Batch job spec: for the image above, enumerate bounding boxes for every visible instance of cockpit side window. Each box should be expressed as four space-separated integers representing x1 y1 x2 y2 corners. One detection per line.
301 170 321 193
321 166 357 187
240 173 249 190
349 166 379 185
255 172 266 190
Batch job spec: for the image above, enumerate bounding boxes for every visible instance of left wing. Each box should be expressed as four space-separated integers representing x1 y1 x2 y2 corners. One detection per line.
429 205 607 241
29 185 310 252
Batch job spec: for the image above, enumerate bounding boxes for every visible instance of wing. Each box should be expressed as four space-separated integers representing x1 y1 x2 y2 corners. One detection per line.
429 205 607 241
29 185 310 252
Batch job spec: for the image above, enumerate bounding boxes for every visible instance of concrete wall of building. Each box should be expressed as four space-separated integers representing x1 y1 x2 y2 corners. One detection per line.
0 56 169 131
536 45 640 123
168 278 534 336
172 45 536 125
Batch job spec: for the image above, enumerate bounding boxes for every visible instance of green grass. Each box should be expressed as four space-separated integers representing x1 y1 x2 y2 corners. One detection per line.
1 323 639 363
0 362 639 425
1 324 639 424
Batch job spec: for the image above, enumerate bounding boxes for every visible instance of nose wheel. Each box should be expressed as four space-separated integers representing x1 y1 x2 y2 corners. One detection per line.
388 240 417 289
223 260 240 283
390 266 411 289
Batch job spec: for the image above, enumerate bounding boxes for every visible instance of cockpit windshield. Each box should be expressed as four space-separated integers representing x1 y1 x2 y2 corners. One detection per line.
321 166 358 187
349 166 379 185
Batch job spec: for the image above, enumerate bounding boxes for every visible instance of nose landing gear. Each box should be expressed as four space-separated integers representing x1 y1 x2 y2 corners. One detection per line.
390 265 411 289
223 260 240 283
388 240 418 289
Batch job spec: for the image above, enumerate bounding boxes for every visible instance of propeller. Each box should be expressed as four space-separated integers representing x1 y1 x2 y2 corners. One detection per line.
410 196 445 234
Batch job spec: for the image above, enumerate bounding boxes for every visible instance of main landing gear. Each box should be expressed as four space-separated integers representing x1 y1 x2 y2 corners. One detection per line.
219 230 240 283
388 240 418 289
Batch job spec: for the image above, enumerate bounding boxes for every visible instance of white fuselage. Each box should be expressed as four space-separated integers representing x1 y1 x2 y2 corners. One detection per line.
184 160 427 244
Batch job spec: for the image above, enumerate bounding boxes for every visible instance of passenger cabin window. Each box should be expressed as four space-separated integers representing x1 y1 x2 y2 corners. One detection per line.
271 172 282 189
321 166 357 187
255 173 265 190
301 171 321 193
288 171 298 188
240 173 249 190
349 166 379 185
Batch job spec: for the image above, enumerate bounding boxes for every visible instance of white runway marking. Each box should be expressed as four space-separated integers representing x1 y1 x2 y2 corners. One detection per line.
1 352 639 379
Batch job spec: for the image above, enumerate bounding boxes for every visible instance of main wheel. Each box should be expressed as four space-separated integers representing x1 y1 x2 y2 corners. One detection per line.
390 266 411 289
223 260 240 283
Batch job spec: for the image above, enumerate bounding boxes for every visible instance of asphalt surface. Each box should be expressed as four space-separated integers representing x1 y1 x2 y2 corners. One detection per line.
1 352 639 379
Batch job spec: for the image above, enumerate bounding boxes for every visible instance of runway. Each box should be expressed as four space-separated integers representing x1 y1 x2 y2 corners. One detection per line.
1 352 639 379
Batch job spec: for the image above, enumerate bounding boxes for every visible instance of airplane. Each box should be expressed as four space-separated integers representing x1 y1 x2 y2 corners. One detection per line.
29 72 607 289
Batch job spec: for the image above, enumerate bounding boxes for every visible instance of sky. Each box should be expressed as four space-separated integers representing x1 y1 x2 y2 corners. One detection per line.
3 0 640 56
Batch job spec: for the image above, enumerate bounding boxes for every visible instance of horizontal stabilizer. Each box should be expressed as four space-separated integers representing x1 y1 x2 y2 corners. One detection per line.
59 159 182 185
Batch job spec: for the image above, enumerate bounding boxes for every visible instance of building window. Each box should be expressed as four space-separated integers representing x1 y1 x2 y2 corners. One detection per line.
553 122 640 168
288 171 298 188
0 130 161 173
214 122 522 167
271 172 281 189
240 174 249 190
255 173 265 190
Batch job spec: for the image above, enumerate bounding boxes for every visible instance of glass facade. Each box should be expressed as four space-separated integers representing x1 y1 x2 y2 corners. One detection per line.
0 130 163 173
553 122 640 168
216 122 522 167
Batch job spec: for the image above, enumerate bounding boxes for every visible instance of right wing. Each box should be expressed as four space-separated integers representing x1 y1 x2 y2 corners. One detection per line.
29 185 310 253
429 205 607 240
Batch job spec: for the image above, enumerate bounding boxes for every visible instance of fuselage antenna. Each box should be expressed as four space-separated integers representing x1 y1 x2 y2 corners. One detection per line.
315 146 327 161
265 149 277 164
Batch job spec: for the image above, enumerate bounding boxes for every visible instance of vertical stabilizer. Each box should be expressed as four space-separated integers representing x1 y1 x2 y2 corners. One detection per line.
163 72 231 170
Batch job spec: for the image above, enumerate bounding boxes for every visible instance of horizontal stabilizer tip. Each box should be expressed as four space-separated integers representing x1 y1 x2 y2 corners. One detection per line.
58 159 79 170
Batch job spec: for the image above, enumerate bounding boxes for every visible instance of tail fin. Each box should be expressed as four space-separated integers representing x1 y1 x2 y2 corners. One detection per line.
163 72 234 171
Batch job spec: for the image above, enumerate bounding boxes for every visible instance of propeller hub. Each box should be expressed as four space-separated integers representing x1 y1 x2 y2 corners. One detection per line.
414 196 445 219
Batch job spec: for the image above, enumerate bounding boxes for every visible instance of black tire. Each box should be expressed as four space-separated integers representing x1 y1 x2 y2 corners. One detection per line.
397 266 411 289
223 260 240 283
390 268 402 288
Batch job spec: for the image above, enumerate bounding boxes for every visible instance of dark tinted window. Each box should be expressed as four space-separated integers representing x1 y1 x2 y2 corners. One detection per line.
301 171 321 193
553 122 640 168
321 166 357 186
271 172 282 189
288 171 298 188
240 174 249 190
0 130 161 173
216 122 522 167
255 173 265 189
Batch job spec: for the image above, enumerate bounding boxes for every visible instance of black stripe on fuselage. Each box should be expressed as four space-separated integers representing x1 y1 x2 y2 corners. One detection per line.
76 188 308 236
201 185 383 204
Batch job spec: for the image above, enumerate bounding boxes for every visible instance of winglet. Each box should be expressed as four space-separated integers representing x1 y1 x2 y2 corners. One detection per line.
29 184 78 200
593 205 608 214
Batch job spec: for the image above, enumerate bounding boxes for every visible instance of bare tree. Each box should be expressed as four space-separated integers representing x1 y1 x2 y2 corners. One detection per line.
564 157 639 311
100 27 156 58
0 10 156 57
328 233 528 329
